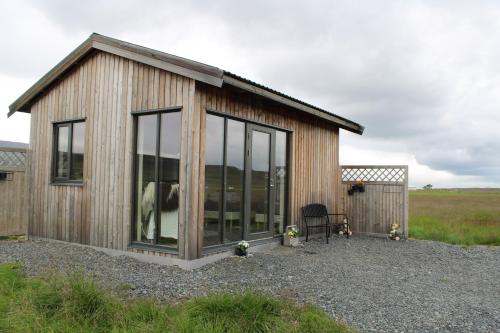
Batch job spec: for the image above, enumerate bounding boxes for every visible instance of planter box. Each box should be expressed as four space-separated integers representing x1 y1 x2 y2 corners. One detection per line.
235 247 247 256
283 225 299 247
283 236 299 247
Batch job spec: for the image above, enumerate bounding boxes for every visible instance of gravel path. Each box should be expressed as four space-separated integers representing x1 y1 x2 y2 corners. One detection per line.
1 236 499 332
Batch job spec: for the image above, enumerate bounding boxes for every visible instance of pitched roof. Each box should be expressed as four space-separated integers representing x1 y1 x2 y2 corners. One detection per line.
9 33 364 134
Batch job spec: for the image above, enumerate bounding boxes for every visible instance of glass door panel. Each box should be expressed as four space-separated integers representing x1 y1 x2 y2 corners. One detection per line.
250 130 270 233
245 124 275 240
203 114 225 246
224 119 245 242
274 130 287 235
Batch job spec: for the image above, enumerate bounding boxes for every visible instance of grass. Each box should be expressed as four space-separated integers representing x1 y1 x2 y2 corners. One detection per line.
0 263 353 333
409 190 500 246
0 235 25 241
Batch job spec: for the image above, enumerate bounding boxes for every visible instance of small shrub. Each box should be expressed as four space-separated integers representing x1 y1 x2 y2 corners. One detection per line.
65 273 116 328
0 262 25 294
297 305 354 333
180 293 282 332
31 278 64 317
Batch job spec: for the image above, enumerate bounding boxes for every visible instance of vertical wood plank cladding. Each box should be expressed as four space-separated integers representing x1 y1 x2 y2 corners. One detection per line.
185 79 198 260
122 61 134 250
340 182 407 236
28 50 195 257
196 86 207 258
195 82 341 240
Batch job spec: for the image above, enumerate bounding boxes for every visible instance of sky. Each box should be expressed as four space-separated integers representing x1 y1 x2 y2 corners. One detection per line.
0 0 499 188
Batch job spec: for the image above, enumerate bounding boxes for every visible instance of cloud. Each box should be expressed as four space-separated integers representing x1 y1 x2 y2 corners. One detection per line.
1 0 499 186
340 143 491 188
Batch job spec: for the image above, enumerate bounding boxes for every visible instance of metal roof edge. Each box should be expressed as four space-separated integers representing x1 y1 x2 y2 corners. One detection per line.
222 72 364 135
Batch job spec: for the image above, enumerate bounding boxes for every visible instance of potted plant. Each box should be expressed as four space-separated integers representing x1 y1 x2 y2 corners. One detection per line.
338 218 352 236
283 225 299 247
235 240 249 256
348 180 365 195
388 223 401 240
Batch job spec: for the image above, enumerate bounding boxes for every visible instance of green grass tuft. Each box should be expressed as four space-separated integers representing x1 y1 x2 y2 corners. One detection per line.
410 190 500 246
0 263 353 333
178 292 282 332
0 235 26 241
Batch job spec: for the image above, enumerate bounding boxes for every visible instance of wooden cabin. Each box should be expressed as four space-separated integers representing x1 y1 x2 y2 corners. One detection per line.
8 34 364 260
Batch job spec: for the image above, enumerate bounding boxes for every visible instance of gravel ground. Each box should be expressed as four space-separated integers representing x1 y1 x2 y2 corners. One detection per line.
1 236 499 332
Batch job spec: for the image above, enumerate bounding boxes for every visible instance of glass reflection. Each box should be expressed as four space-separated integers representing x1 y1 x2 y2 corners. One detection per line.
158 112 181 247
135 114 157 243
274 131 287 235
70 122 85 180
250 130 270 233
224 119 245 242
203 114 224 246
56 126 69 178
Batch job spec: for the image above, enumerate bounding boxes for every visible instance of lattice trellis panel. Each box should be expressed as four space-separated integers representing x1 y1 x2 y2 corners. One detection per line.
0 150 26 168
342 166 407 183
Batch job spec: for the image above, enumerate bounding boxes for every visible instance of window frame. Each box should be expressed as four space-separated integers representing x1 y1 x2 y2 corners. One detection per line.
130 107 182 251
51 118 86 185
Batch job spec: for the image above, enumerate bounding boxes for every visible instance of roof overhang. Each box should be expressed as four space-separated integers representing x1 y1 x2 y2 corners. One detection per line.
222 72 364 134
8 33 364 135
8 34 224 117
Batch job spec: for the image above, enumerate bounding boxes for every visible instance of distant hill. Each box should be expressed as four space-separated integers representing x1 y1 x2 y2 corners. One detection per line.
415 188 500 192
0 140 28 149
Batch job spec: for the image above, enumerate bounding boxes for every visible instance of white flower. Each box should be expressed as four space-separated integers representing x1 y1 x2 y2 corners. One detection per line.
238 240 249 249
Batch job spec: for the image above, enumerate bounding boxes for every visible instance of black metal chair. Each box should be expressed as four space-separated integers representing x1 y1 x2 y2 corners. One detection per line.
301 204 350 244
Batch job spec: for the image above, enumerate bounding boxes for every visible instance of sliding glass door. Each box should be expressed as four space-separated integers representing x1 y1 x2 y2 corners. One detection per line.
245 124 275 240
203 113 288 247
133 110 181 249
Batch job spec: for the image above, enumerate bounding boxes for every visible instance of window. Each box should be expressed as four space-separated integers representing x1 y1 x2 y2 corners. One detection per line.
133 109 181 249
53 120 85 183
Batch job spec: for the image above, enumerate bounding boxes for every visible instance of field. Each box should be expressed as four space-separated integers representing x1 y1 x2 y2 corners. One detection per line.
409 189 500 246
0 263 352 333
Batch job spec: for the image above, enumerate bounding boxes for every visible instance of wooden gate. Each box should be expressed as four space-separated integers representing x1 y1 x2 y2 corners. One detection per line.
0 147 27 236
340 165 408 238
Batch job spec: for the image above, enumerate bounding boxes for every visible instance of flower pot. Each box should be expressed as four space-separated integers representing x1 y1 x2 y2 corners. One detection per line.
283 236 299 247
235 247 247 256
